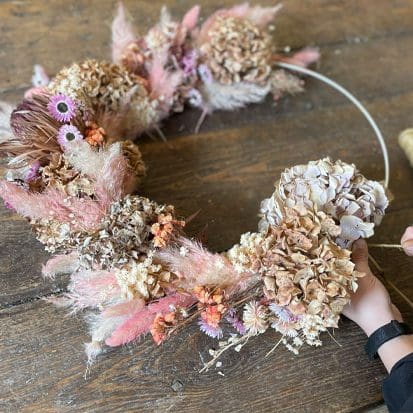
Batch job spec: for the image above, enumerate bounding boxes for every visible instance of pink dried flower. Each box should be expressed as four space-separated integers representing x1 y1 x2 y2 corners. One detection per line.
48 94 77 122
198 319 223 339
57 125 83 149
25 160 41 182
182 50 198 76
225 308 246 334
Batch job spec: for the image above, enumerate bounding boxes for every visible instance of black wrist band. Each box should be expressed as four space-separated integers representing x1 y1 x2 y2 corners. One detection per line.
365 320 412 361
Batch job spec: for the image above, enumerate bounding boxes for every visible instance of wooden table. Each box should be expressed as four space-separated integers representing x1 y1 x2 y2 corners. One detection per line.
1 1 413 412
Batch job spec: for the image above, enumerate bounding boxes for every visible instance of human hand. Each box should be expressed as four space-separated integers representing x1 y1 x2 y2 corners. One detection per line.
401 226 413 256
342 239 402 337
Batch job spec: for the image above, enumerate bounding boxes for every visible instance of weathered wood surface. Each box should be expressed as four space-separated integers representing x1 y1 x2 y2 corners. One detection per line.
1 0 413 412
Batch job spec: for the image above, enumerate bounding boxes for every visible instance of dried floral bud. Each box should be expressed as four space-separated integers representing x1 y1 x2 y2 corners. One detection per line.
243 301 268 335
85 122 106 147
114 253 173 301
38 152 94 197
151 213 185 248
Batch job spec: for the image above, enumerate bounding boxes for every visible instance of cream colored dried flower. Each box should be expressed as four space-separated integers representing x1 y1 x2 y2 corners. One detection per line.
243 301 268 335
114 252 173 300
259 158 388 245
199 15 272 85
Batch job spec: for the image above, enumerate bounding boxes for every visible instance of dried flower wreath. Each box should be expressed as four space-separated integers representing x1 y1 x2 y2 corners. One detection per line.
0 3 390 371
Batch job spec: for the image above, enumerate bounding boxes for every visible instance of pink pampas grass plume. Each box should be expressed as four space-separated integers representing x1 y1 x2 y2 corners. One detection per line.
148 50 183 113
0 181 105 231
275 47 320 68
65 269 120 312
102 299 145 318
42 252 79 279
181 5 200 31
95 147 136 205
105 293 194 346
111 2 136 65
228 2 283 27
158 238 248 294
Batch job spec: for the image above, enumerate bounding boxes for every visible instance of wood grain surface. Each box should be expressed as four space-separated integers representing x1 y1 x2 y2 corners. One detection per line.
1 1 413 412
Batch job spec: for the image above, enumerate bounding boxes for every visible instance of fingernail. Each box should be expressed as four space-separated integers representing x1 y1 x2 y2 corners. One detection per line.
402 239 413 256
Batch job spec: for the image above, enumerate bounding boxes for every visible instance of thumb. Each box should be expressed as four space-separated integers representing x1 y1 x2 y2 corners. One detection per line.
401 226 413 256
351 239 370 274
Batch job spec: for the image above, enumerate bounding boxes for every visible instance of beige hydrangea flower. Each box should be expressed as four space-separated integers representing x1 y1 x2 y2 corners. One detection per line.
198 15 272 85
259 158 388 246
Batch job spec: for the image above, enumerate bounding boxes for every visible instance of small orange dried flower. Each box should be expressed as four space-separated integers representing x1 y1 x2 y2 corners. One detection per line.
151 213 185 248
85 122 106 146
150 311 177 345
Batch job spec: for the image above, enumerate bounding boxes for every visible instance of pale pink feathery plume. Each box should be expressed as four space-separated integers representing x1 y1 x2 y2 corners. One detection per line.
158 238 249 294
42 252 79 279
64 269 120 312
0 181 105 231
102 299 145 318
174 5 201 46
64 141 136 206
24 65 49 99
94 149 136 205
181 5 200 31
227 2 283 27
274 47 320 68
111 2 136 65
105 293 194 347
148 50 183 110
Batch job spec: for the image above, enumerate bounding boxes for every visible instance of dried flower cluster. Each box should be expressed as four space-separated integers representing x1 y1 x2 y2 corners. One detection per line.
49 59 149 112
259 158 389 246
226 206 364 352
198 15 272 85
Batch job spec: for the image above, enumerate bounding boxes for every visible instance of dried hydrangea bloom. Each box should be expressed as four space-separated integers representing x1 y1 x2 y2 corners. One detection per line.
261 207 362 326
259 158 388 245
198 15 273 86
75 195 182 269
121 140 146 182
224 205 365 354
48 59 160 137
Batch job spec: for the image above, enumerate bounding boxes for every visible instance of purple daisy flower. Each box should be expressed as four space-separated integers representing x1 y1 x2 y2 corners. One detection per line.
48 94 77 122
57 124 83 149
198 319 223 339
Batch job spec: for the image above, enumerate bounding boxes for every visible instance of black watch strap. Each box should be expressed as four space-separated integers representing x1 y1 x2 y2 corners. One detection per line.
365 320 412 360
